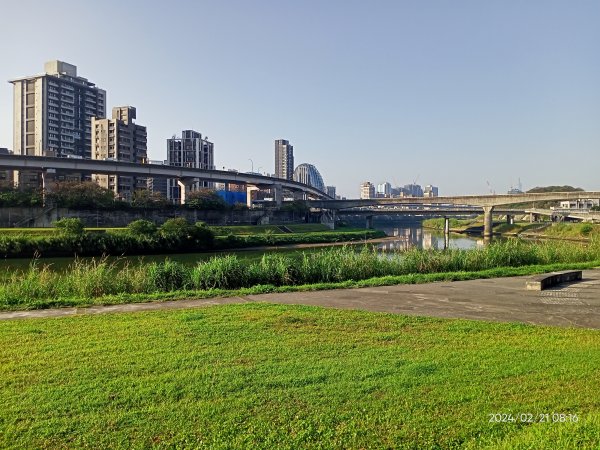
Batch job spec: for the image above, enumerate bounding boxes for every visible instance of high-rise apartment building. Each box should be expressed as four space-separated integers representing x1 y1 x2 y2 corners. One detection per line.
10 61 106 158
91 106 147 200
166 130 215 203
360 181 375 199
274 139 294 180
326 185 336 199
9 61 106 187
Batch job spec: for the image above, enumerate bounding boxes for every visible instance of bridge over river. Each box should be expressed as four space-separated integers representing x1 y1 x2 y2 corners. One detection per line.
1 154 598 239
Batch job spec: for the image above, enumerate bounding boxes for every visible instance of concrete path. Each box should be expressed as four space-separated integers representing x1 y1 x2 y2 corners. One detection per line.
2 270 600 329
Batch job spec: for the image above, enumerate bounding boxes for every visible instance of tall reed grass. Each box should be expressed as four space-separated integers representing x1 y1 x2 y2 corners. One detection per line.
1 239 599 308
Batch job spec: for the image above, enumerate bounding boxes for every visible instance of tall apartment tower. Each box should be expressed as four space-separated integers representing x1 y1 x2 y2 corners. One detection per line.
10 61 106 158
9 61 106 187
91 106 147 200
166 130 215 203
274 139 294 180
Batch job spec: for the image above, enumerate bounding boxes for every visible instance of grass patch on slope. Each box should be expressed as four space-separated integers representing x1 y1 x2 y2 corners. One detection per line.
0 304 598 449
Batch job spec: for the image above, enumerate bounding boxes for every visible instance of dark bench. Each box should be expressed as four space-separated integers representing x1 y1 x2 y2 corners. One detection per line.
526 270 582 291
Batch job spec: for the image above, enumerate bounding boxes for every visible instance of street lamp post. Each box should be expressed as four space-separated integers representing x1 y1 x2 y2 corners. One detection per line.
248 158 254 173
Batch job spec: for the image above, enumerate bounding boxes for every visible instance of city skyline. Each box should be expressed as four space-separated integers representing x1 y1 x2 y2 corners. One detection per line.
0 1 598 198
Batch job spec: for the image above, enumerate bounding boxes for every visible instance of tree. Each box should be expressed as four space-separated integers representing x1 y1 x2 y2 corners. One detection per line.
47 181 116 209
0 187 43 207
281 200 309 213
131 190 170 209
527 186 584 193
185 189 228 210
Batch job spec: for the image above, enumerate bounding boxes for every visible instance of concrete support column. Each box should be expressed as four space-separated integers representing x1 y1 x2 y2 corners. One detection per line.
246 185 259 208
506 214 514 225
483 206 494 239
366 215 374 229
273 184 283 207
177 178 195 206
444 217 450 235
41 168 56 207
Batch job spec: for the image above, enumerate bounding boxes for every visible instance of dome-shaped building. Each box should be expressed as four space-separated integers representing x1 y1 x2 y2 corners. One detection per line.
293 163 325 192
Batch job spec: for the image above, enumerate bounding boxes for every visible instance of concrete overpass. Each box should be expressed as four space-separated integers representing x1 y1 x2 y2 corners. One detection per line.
309 192 600 238
335 207 527 229
525 208 600 223
0 154 331 205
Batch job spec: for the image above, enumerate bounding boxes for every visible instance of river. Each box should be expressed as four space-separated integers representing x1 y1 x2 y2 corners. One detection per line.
0 218 481 274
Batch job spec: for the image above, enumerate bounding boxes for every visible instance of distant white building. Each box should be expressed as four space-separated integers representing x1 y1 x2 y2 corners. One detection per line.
360 181 375 199
424 185 439 197
558 199 599 210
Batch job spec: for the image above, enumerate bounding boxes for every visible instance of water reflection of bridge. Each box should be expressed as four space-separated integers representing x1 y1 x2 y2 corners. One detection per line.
376 227 483 252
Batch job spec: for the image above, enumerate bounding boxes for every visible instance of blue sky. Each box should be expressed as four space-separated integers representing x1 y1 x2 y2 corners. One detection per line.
1 0 598 197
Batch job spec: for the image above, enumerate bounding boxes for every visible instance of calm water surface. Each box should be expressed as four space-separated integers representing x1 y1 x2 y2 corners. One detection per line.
0 219 482 273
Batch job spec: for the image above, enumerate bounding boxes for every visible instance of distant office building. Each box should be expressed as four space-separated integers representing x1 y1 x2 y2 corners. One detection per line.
377 182 392 198
326 185 336 198
275 139 294 180
91 106 147 200
166 130 215 203
403 183 423 197
390 186 402 198
9 60 106 187
424 185 439 197
360 181 375 199
0 148 14 187
293 163 325 192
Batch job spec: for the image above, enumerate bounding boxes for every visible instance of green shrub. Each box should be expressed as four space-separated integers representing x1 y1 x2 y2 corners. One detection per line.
127 219 157 237
159 218 194 239
53 218 85 236
580 223 593 236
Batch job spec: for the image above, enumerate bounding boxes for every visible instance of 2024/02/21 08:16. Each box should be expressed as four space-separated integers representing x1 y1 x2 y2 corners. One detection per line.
488 413 579 423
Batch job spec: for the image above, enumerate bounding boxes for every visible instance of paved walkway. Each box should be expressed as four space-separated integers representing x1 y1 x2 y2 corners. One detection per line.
2 270 600 329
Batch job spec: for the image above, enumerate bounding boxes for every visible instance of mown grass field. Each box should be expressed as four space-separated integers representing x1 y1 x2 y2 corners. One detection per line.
1 304 599 449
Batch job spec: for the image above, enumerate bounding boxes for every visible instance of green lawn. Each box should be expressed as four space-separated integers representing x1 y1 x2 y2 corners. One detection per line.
1 304 599 449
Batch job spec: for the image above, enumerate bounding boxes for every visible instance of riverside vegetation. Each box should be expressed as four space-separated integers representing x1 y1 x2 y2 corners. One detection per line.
0 218 384 259
2 239 600 310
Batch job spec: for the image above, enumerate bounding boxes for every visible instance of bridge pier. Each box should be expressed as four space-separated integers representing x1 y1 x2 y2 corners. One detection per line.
177 178 196 205
506 214 514 225
483 206 494 239
444 217 450 235
40 169 56 207
246 185 259 208
273 184 283 207
366 215 374 229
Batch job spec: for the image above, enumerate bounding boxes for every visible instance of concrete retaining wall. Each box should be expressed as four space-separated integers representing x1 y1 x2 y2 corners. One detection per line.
0 207 307 228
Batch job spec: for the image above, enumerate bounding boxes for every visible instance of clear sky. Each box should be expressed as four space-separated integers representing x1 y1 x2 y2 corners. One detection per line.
1 0 598 197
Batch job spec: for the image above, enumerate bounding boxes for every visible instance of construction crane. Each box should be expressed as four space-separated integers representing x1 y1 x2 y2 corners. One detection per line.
486 180 495 195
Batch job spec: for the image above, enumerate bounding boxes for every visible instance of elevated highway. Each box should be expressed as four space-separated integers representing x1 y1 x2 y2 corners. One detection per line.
0 154 331 205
